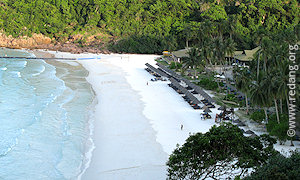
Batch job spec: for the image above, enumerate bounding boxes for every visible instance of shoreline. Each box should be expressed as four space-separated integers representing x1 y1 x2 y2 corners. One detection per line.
51 52 169 179
31 50 97 179
43 51 219 179
32 49 300 179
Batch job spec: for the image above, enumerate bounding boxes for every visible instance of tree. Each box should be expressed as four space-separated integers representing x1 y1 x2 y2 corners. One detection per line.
166 123 276 180
244 151 300 180
235 68 252 114
266 114 295 145
249 72 271 122
211 36 225 66
266 70 281 124
180 22 200 48
182 47 203 78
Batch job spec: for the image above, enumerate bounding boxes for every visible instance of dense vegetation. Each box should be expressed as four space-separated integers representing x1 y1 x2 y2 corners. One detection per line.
179 26 299 144
166 123 276 179
0 0 298 53
244 151 300 180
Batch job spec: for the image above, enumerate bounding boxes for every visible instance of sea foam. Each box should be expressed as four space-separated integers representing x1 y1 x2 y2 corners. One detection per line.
0 49 95 180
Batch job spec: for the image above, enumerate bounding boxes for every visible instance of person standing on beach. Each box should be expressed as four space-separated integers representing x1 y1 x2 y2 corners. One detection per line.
181 124 183 130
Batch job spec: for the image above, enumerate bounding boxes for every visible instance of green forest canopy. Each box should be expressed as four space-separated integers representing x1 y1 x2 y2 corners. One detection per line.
0 0 298 53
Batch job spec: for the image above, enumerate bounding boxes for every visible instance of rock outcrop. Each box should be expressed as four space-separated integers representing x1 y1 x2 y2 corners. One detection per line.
0 33 110 54
0 33 52 49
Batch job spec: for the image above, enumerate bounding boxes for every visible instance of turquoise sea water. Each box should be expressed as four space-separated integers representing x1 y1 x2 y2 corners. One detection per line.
0 49 95 180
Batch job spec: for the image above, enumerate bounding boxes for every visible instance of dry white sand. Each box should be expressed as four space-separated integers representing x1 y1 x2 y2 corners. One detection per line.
39 50 299 180
42 51 218 179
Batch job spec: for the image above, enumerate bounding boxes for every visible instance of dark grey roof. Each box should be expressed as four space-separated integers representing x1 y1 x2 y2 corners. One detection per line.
244 130 255 134
204 108 212 113
236 122 246 127
180 78 215 103
153 63 215 104
170 78 201 104
145 63 169 77
156 63 182 80
249 133 258 138
218 106 226 110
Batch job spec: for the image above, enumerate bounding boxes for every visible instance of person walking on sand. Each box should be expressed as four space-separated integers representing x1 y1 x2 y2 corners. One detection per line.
215 114 218 123
181 124 183 130
147 81 148 85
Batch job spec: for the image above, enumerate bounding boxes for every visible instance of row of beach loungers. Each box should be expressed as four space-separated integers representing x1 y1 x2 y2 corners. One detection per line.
168 78 202 109
156 63 215 104
145 63 259 138
145 63 215 109
145 63 169 78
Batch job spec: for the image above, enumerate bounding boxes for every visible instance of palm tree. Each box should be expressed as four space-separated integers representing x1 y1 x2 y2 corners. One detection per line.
253 34 271 80
267 71 281 124
235 68 252 114
211 36 225 66
273 46 290 114
249 72 271 122
199 36 213 67
260 37 273 72
226 16 237 39
182 47 203 78
224 38 236 66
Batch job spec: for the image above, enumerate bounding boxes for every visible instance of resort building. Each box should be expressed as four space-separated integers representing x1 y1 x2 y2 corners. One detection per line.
232 47 260 66
170 47 260 66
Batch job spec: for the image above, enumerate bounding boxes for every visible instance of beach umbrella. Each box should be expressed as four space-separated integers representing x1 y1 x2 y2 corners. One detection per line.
230 107 234 114
186 86 193 90
218 106 226 111
203 107 212 113
191 90 198 94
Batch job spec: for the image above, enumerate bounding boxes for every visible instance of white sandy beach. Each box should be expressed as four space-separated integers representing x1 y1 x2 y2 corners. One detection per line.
39 50 299 180
41 51 218 180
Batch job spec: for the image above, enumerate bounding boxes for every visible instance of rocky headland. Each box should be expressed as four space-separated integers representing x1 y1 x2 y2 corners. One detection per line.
0 33 110 54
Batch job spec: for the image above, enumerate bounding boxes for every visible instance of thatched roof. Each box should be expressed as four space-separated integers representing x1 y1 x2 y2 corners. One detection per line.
234 47 260 62
173 46 260 62
172 48 191 58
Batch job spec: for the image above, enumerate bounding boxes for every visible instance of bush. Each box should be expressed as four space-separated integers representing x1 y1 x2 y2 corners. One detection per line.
169 62 182 70
266 114 290 144
250 111 266 123
166 123 276 180
197 78 218 90
224 93 238 102
244 151 300 180
176 63 182 69
169 61 176 69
